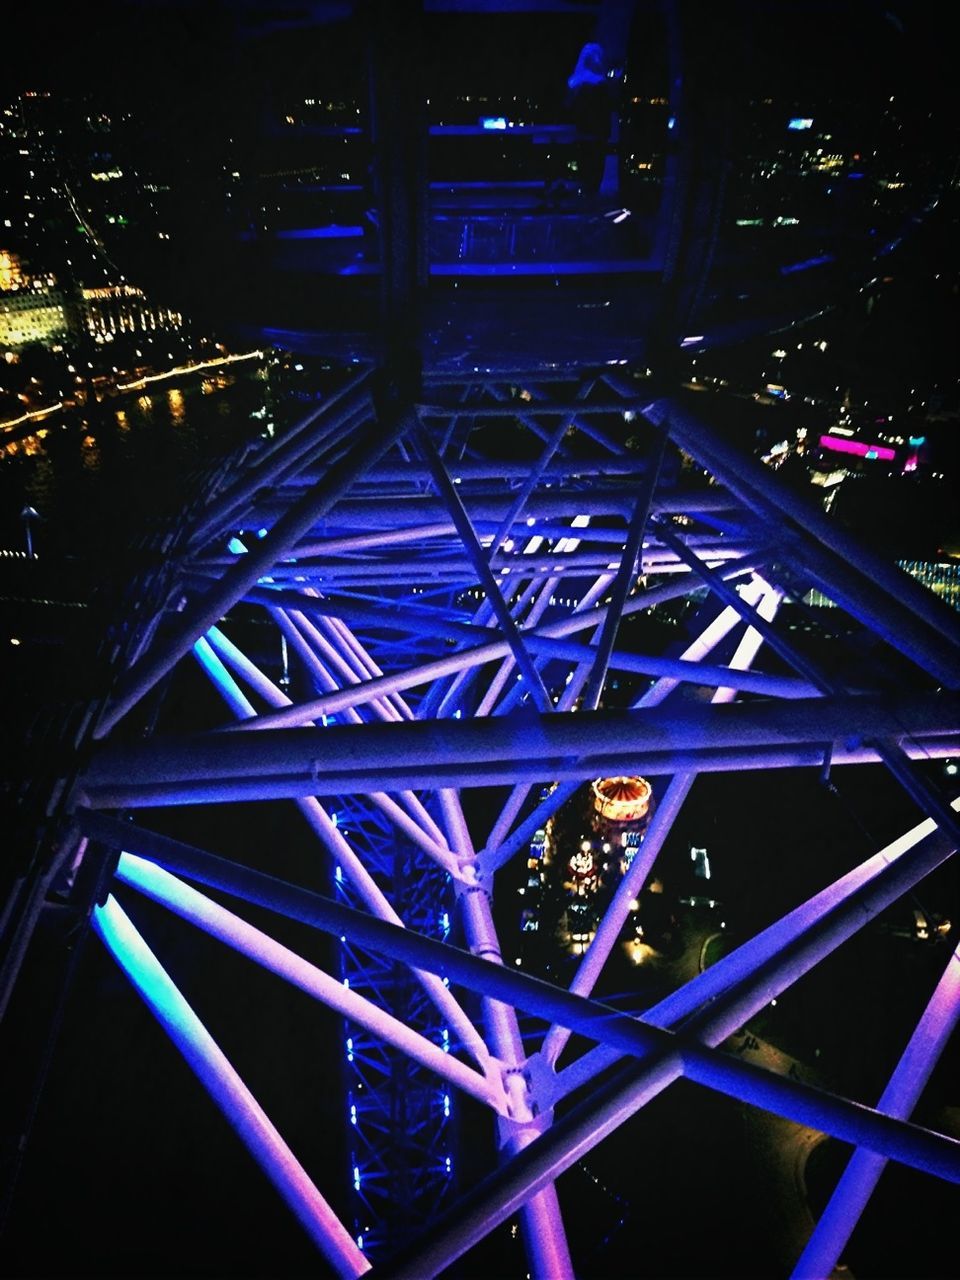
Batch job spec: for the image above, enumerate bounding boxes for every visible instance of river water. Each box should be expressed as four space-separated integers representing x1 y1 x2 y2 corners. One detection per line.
0 365 272 562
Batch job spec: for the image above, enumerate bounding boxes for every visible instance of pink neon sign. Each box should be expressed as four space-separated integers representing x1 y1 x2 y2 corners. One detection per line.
819 434 896 461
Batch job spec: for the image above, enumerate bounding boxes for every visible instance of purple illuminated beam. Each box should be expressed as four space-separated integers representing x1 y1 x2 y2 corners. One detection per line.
237 544 754 584
76 811 960 1185
580 434 667 712
473 575 564 718
293 521 459 560
453 397 604 719
268 607 445 833
325 613 414 722
115 853 503 1111
92 894 370 1278
488 384 594 556
413 419 553 712
437 573 549 724
188 368 373 550
276 608 403 728
94 821 960 1280
541 580 782 1067
479 572 613 851
80 693 960 807
375 820 960 1279
551 791 960 1101
653 518 828 691
80 733 960 808
290 457 654 485
792 939 960 1279
420 555 539 722
417 397 652 418
480 579 767 875
235 559 763 731
95 403 418 738
656 527 960 849
200 628 458 876
255 486 741 523
194 630 486 1064
438 793 575 1280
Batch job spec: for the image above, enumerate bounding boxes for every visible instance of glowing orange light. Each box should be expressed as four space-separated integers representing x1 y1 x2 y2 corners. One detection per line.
592 776 653 823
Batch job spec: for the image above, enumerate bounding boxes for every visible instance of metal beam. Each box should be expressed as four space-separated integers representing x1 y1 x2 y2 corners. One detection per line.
792 939 960 1279
650 396 960 685
116 853 503 1111
92 895 370 1279
81 693 960 807
95 405 419 738
413 420 553 712
580 431 667 711
76 811 960 1194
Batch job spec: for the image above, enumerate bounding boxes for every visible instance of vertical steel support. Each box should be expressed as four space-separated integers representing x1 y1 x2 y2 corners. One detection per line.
443 791 576 1280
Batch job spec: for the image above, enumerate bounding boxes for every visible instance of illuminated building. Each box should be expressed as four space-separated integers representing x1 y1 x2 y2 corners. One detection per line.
0 252 72 348
807 561 960 613
80 283 182 341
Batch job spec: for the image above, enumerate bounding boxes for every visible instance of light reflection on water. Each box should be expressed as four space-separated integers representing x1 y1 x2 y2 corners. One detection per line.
167 387 185 424
0 369 268 560
80 431 101 472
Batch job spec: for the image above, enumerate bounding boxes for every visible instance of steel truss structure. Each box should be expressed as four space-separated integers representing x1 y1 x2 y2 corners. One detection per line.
5 362 960 1278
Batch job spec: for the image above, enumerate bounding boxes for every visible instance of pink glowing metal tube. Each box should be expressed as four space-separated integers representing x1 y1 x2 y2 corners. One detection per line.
442 789 576 1280
542 579 781 1067
196 629 488 1066
234 558 761 732
92 894 370 1278
115 853 503 1111
77 809 960 1185
376 813 960 1280
552 791 960 1102
792 939 960 1279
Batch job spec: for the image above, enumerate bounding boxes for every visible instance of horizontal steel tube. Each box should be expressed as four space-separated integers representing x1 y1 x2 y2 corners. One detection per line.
284 459 655 486
418 397 653 417
251 487 741 528
80 735 960 808
83 692 960 791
